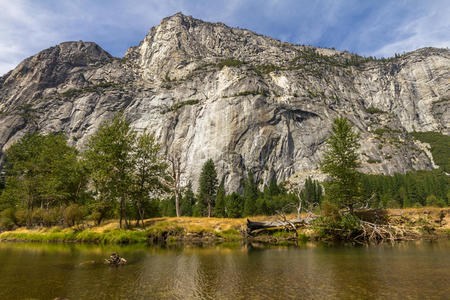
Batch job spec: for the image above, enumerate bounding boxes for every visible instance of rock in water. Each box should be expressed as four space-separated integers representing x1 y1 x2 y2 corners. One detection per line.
104 253 127 266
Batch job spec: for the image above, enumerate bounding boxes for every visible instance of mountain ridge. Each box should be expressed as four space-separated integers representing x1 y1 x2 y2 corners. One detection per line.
0 13 449 191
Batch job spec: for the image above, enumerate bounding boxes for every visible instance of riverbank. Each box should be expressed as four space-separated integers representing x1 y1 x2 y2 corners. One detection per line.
1 208 449 245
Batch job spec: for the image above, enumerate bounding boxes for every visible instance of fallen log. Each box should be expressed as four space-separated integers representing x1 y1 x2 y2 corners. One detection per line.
246 214 317 234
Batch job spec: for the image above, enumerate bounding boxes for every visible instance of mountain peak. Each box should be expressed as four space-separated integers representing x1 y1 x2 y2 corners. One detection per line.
125 13 301 80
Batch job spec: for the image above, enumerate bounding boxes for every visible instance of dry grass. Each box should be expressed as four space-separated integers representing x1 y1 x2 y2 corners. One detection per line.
1 208 448 244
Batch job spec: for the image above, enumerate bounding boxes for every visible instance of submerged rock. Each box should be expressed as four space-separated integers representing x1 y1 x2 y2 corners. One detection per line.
104 253 127 266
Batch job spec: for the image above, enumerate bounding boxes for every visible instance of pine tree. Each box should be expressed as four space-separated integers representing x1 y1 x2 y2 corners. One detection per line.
225 192 243 218
198 159 218 217
321 117 361 214
214 178 226 217
180 182 195 216
243 171 259 216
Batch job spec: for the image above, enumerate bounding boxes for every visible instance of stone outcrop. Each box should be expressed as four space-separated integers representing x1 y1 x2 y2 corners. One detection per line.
0 13 449 191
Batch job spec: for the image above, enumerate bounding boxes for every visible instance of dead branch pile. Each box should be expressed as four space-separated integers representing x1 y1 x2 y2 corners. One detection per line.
354 221 417 244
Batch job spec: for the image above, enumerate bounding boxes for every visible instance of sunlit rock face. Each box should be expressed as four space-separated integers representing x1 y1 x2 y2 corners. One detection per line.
0 13 449 191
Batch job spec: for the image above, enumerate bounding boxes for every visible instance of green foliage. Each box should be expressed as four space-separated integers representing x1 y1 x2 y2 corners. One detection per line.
0 208 17 229
84 113 136 227
60 82 119 98
83 113 167 227
365 106 386 114
243 171 259 216
314 212 361 241
63 204 86 227
180 182 195 216
321 117 361 212
0 132 88 224
360 169 449 208
411 131 450 173
234 90 270 97
163 100 199 113
425 195 446 207
159 197 176 217
225 192 243 218
253 64 282 75
198 159 218 217
217 58 245 68
131 130 168 224
214 178 226 217
367 158 381 164
300 177 323 205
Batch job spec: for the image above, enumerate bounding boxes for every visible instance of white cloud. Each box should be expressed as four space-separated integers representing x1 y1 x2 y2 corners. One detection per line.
0 0 448 75
372 9 450 57
0 0 64 74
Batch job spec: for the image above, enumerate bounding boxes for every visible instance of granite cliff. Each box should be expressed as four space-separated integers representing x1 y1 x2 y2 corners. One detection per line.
0 13 449 190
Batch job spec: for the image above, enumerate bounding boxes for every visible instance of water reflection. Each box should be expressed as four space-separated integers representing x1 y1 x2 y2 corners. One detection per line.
0 241 449 299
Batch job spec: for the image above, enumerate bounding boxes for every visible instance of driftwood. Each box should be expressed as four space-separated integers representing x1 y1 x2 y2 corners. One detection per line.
353 221 417 244
246 214 317 234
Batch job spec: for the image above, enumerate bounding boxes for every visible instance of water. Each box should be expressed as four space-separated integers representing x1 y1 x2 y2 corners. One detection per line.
0 241 449 299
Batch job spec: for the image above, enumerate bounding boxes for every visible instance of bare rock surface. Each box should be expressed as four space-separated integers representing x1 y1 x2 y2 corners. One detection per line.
0 13 449 191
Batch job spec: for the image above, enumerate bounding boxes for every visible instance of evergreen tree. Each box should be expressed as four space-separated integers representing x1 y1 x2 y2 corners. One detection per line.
225 192 243 218
180 182 195 216
300 177 323 205
198 159 218 217
214 178 226 217
321 117 361 214
243 171 259 216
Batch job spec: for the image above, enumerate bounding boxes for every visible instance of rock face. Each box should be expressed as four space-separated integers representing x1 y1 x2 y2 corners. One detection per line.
0 13 449 191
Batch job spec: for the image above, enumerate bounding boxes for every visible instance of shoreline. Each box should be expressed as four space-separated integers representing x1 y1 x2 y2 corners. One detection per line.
1 208 449 246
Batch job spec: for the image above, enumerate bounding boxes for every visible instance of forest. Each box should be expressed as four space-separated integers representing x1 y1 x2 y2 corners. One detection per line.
0 114 448 229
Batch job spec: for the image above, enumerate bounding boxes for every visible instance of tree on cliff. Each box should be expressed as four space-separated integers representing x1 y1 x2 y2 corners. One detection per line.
321 117 361 214
197 159 218 217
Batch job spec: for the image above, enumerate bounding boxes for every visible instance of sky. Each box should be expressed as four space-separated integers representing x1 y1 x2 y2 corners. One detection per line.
0 0 449 75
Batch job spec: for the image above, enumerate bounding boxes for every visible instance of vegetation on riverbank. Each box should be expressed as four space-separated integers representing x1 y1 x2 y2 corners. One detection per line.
1 208 448 245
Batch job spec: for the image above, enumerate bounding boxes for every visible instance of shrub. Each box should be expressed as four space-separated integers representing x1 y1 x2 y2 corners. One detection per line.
31 208 46 225
320 201 340 222
425 195 445 207
14 209 29 226
63 204 86 227
354 208 389 224
0 208 17 229
365 107 386 114
314 213 361 241
217 58 245 68
43 207 64 226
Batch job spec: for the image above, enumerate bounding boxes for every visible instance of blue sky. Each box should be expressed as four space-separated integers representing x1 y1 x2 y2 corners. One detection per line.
0 0 449 75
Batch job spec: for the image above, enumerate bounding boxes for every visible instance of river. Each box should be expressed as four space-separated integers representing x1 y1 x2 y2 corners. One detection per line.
0 241 449 299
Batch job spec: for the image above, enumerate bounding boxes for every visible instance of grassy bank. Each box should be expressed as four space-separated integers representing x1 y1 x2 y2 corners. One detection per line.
0 217 248 245
1 208 449 245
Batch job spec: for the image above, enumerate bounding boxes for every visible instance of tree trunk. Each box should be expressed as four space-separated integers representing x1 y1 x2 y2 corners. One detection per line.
246 216 317 234
175 191 180 217
119 198 123 229
207 201 211 218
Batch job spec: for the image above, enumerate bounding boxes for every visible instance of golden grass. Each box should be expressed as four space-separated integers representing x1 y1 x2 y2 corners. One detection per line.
2 208 448 244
